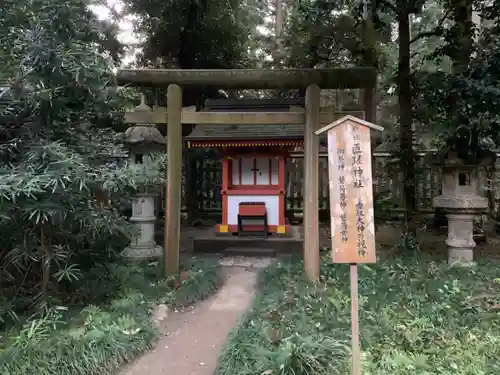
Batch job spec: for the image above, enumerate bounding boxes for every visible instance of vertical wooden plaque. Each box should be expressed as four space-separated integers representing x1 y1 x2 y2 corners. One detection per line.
316 115 383 264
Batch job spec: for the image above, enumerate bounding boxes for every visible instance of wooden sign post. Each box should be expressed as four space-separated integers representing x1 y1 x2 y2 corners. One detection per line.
315 115 383 375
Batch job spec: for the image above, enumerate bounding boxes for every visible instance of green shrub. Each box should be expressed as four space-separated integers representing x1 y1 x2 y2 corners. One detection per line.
216 254 500 375
0 255 222 375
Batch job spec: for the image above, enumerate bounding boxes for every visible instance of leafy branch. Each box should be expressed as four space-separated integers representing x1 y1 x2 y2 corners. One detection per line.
409 8 453 45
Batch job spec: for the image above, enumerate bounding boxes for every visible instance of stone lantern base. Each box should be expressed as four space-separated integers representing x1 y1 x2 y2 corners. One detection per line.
122 243 163 260
445 213 477 264
433 196 487 266
122 193 163 260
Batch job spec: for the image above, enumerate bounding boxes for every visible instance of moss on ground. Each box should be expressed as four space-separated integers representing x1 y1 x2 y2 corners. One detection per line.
0 255 222 375
215 254 500 375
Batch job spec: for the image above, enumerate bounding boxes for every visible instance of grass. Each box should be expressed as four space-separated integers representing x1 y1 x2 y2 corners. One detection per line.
0 255 222 375
215 254 500 375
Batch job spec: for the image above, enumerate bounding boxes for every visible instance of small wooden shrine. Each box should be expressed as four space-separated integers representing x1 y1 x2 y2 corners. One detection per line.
185 98 305 236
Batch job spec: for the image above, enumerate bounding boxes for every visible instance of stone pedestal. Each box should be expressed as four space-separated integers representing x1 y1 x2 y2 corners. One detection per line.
122 193 162 259
445 213 478 263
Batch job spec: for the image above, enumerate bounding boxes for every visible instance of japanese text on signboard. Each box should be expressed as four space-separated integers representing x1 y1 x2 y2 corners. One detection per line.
352 126 367 257
337 148 348 243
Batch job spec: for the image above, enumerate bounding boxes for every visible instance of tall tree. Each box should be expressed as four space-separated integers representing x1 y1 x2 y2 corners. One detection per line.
414 0 500 220
121 0 255 107
0 0 160 314
368 0 453 227
416 0 492 157
444 0 477 157
397 1 421 226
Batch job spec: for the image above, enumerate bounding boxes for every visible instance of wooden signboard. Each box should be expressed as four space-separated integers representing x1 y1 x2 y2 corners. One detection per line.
315 115 383 375
316 115 382 263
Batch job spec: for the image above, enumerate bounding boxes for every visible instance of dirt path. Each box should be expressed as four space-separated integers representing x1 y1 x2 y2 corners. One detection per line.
121 260 269 375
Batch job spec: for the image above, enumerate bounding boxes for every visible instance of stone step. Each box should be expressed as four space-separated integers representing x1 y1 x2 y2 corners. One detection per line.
219 256 275 269
193 233 302 255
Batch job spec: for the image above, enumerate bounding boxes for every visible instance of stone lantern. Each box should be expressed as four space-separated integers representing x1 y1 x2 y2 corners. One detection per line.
122 95 166 259
427 149 490 265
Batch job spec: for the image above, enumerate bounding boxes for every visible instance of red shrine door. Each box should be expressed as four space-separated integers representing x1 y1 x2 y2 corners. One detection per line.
219 154 287 235
232 157 279 187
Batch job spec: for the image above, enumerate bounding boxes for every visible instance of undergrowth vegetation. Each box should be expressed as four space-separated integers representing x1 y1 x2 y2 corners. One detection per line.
216 255 500 375
0 255 222 375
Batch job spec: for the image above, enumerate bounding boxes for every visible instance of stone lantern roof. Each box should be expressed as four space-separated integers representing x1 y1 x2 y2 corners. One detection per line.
123 124 166 148
424 146 496 167
123 95 166 150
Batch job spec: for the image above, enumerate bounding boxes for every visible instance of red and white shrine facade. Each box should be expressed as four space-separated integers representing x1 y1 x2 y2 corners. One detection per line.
185 99 304 236
218 147 290 235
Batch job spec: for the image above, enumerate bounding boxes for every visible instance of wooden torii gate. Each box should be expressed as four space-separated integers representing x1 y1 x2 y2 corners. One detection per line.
116 68 377 281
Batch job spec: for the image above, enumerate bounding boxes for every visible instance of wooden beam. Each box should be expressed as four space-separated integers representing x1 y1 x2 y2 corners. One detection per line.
303 84 321 282
164 84 183 277
182 110 365 125
124 108 365 125
116 68 377 89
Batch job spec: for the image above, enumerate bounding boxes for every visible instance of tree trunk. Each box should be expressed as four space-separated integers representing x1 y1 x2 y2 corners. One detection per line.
361 2 378 123
397 5 417 231
450 0 473 75
449 0 474 156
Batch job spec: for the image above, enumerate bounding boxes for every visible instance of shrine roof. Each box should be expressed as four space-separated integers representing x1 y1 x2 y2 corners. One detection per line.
185 98 305 141
185 123 304 140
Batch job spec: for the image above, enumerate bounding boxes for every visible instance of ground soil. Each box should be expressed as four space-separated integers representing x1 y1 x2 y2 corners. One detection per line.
120 259 271 375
